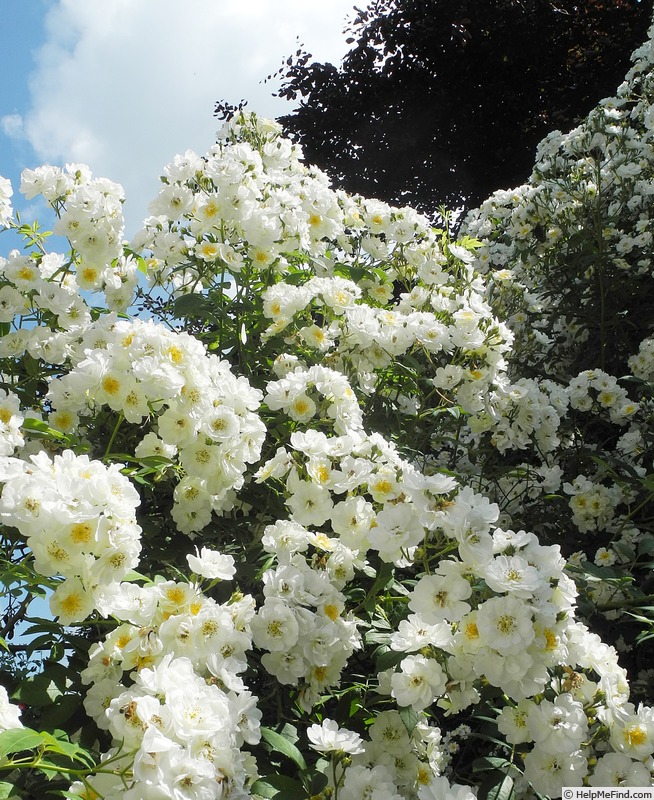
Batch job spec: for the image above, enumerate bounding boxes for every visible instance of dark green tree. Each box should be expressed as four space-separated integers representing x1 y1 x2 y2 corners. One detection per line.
252 0 653 218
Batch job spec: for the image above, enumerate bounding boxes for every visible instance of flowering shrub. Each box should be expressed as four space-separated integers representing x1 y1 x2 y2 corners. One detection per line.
1 27 654 799
461 16 654 671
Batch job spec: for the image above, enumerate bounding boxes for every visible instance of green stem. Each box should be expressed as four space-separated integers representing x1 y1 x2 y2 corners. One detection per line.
594 158 607 372
621 491 654 525
104 412 124 459
596 593 654 612
0 759 119 777
597 262 606 372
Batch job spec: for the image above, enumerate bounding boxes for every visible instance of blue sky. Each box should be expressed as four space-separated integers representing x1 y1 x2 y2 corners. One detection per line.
0 0 357 638
0 0 356 236
0 1 51 228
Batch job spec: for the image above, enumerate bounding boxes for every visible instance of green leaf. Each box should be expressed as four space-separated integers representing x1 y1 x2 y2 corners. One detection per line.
375 648 404 671
260 727 307 771
612 541 636 561
134 254 149 275
338 264 368 283
251 779 278 799
24 634 59 657
399 705 419 735
310 769 329 794
136 455 175 469
482 773 514 800
0 781 16 799
40 693 81 729
23 355 42 378
362 561 394 613
456 235 483 250
173 292 207 318
14 672 60 707
282 271 309 286
472 756 512 773
121 569 150 584
251 776 307 800
0 727 47 757
364 630 392 646
20 417 69 442
38 732 96 767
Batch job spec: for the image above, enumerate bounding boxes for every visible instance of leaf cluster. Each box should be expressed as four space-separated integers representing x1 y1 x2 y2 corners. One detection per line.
266 0 652 218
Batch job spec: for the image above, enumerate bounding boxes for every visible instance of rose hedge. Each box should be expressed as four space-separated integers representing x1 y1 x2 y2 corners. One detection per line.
0 24 653 800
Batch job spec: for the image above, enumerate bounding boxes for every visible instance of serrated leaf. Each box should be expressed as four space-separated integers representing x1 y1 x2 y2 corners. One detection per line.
40 733 96 767
0 727 47 757
20 417 68 441
260 727 307 771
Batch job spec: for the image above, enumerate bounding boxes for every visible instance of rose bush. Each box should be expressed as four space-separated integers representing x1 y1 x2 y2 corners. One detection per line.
462 15 654 676
0 21 654 800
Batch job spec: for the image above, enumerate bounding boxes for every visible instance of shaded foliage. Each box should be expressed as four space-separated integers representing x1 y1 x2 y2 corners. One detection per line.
259 0 653 218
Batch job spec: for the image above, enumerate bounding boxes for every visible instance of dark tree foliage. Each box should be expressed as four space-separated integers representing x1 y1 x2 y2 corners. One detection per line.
260 0 653 218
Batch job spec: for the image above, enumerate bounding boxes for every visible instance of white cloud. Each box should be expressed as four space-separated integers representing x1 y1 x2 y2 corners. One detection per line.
23 0 356 234
1 114 25 139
